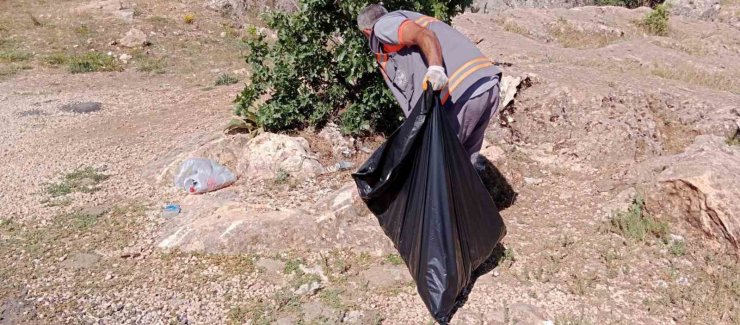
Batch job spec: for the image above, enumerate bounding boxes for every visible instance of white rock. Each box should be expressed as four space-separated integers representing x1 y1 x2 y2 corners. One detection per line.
119 28 148 48
239 133 324 180
119 54 132 64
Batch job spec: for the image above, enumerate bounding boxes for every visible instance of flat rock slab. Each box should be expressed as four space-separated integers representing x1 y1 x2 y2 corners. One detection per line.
18 109 47 117
156 184 394 255
60 102 102 114
255 258 286 274
60 252 102 270
359 265 413 289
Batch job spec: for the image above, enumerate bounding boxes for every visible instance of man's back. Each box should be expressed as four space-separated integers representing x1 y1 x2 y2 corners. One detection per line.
369 10 501 114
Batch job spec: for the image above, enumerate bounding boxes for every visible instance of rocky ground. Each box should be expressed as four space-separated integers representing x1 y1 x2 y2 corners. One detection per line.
1 0 739 324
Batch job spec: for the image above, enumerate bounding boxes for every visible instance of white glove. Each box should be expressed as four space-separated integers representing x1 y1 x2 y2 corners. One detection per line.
423 65 448 91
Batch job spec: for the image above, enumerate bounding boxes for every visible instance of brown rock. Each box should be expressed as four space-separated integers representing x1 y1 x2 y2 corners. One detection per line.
645 135 740 249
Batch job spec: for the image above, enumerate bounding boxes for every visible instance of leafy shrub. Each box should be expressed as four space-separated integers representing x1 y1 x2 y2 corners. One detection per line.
235 0 471 135
184 13 196 24
640 4 669 36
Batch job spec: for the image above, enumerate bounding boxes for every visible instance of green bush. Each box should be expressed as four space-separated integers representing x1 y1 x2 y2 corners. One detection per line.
235 0 471 135
640 4 669 36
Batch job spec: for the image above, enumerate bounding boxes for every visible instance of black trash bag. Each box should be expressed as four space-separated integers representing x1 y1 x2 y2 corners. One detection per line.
352 88 507 322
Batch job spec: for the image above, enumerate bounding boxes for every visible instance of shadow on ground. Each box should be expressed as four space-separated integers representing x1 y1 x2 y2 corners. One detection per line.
444 243 508 324
476 154 517 210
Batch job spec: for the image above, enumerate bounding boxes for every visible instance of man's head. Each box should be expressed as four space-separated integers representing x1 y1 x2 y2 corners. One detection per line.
357 3 387 37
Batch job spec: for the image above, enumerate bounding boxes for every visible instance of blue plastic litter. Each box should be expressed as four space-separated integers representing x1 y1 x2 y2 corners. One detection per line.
163 204 181 215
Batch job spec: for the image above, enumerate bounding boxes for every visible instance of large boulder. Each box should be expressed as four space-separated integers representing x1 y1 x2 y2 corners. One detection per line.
239 133 324 180
143 133 250 187
645 135 740 249
665 0 722 21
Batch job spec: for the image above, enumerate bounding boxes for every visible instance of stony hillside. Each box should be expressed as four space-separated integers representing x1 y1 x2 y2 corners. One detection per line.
1 0 738 324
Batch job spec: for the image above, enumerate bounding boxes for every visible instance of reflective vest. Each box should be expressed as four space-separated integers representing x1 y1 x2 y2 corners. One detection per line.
369 10 501 115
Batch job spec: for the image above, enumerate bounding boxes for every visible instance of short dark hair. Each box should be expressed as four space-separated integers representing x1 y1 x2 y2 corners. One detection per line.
357 3 388 30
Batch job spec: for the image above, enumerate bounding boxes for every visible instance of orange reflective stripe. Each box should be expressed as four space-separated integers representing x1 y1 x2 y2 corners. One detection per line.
439 57 494 105
414 16 435 27
447 57 489 85
441 92 451 104
414 16 431 24
383 44 404 53
449 62 493 93
440 62 493 105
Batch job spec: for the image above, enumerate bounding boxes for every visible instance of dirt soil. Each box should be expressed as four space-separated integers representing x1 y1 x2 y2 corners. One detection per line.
1 1 739 325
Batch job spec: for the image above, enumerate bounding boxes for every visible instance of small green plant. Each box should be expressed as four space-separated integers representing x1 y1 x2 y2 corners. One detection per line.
68 212 99 230
283 258 303 274
68 52 122 73
503 247 516 263
610 195 669 242
0 50 31 63
274 168 290 184
640 4 669 36
727 132 740 146
0 218 16 233
384 254 404 266
318 289 344 309
136 55 167 74
45 167 109 197
669 240 686 256
44 53 69 66
227 299 273 325
74 24 91 36
215 73 239 86
183 13 195 24
273 289 301 312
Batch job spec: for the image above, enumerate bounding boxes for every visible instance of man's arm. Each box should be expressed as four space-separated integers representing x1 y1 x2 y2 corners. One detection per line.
398 21 443 67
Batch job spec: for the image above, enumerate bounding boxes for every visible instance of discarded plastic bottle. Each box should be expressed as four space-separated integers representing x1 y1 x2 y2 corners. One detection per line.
174 158 236 194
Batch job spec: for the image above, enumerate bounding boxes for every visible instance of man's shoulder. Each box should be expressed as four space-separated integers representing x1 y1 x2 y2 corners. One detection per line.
381 10 423 20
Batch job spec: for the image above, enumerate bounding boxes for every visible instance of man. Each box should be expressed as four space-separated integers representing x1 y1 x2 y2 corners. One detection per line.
357 4 502 165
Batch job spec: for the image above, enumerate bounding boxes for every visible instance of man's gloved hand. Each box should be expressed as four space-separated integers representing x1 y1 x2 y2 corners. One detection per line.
423 65 448 91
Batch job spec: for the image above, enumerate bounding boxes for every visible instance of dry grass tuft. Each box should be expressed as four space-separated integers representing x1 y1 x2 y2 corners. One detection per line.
502 21 530 36
548 18 622 49
651 64 739 94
